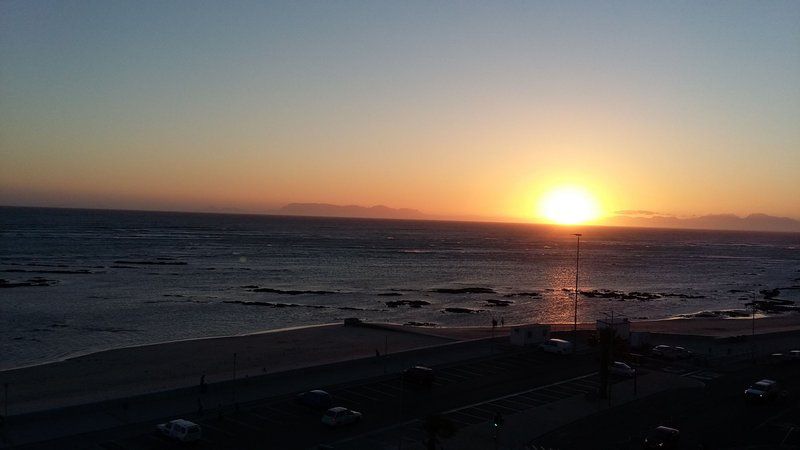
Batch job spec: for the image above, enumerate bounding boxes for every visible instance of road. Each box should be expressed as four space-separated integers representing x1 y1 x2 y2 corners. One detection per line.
14 343 597 450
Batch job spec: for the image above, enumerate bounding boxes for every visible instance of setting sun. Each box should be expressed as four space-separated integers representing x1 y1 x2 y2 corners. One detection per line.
538 186 601 225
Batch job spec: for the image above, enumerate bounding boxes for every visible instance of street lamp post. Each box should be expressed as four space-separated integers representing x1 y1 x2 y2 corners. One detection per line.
573 233 582 349
751 291 756 363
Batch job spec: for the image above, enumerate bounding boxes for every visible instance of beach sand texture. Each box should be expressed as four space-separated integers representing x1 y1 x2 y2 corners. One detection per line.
0 324 450 414
2 315 799 415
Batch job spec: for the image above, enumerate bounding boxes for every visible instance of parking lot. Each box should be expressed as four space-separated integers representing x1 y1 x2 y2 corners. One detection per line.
333 373 602 449
534 357 800 449
18 333 795 450
23 343 598 450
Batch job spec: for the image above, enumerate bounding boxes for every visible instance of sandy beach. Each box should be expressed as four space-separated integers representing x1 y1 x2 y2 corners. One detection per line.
0 324 451 414
2 314 799 415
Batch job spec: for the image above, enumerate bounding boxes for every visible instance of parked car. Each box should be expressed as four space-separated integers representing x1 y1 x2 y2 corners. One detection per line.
672 346 693 359
322 407 362 427
157 419 202 442
609 361 636 378
539 338 573 355
296 389 332 409
744 379 780 401
651 345 691 360
790 350 800 361
768 353 786 365
403 366 435 386
651 345 673 358
643 426 680 449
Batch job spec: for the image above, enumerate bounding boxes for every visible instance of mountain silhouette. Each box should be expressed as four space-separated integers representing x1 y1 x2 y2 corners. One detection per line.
277 203 428 220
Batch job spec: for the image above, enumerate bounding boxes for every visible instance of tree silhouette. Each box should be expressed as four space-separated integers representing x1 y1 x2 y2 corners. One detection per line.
423 414 456 450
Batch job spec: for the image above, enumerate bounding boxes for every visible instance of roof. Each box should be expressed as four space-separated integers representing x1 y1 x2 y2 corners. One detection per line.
327 407 348 413
170 419 198 427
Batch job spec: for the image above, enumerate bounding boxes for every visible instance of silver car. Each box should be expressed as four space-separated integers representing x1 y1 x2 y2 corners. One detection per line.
610 361 635 377
322 407 362 427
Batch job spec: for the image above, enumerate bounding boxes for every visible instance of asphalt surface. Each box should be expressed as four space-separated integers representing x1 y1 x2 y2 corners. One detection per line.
9 333 799 450
535 358 800 449
13 343 597 450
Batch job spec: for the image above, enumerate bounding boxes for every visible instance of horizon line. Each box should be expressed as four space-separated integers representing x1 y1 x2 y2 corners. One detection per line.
2 203 799 235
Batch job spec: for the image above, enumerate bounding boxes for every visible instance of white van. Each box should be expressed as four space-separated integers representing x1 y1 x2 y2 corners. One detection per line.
539 338 573 354
157 419 202 442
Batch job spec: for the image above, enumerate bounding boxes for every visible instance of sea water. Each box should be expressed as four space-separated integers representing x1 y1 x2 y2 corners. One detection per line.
1 206 798 369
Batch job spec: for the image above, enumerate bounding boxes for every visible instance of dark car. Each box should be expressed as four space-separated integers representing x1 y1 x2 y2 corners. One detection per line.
296 389 332 409
643 426 680 449
744 379 780 402
403 366 435 386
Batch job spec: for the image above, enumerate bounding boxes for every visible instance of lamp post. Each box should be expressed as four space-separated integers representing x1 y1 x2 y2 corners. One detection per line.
751 291 756 363
573 233 582 349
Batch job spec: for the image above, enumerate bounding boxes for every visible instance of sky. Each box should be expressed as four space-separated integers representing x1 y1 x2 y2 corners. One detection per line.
1 1 799 223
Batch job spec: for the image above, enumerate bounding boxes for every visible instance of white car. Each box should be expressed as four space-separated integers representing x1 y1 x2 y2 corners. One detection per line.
744 379 780 401
651 345 673 358
539 338 573 355
322 407 362 427
157 419 202 442
609 361 635 377
652 345 691 360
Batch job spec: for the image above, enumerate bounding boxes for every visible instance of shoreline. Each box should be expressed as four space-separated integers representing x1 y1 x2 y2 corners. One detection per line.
1 314 799 415
0 322 343 373
3 313 799 374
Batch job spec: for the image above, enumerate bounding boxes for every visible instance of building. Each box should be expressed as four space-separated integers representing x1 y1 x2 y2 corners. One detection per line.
509 324 550 346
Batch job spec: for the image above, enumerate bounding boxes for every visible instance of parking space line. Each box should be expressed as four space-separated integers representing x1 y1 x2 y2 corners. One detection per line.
373 382 404 394
359 384 398 399
444 367 484 378
447 409 490 424
513 391 550 403
335 389 377 403
200 422 237 439
490 360 525 371
526 390 565 402
547 384 591 396
571 379 599 389
230 414 272 432
475 363 506 374
483 402 520 415
493 397 536 410
464 405 499 417
249 411 287 426
443 415 477 428
132 433 167 446
436 373 469 383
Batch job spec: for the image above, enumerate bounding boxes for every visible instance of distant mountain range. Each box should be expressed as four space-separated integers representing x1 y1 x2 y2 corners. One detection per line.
604 212 800 233
275 203 800 232
276 203 429 220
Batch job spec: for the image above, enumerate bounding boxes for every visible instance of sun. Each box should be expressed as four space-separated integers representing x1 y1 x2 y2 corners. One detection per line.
538 186 600 225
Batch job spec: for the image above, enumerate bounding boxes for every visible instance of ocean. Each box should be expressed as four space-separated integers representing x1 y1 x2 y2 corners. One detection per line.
1 206 799 370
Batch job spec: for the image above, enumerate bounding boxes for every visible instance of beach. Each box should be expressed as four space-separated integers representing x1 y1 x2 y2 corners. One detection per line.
3 314 799 416
0 324 450 415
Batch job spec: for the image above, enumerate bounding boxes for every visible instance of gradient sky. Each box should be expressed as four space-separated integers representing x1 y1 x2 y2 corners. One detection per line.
2 1 799 222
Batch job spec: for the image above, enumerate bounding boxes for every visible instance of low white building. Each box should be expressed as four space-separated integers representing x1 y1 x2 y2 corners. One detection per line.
596 317 631 340
509 325 550 346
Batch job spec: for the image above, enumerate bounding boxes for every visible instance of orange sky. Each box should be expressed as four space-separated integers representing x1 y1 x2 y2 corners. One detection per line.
1 2 799 223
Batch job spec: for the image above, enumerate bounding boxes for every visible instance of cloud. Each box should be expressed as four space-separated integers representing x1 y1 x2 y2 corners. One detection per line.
613 210 664 217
